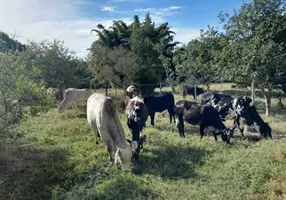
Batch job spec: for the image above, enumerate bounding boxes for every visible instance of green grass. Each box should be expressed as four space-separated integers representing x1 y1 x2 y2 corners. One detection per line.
1 84 286 200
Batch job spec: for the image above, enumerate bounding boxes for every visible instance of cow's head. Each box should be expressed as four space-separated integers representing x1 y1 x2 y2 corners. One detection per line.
115 142 137 172
126 97 144 128
232 96 253 116
221 127 234 144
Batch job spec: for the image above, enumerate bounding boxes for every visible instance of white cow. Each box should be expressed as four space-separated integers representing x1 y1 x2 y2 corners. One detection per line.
87 93 137 171
58 88 92 113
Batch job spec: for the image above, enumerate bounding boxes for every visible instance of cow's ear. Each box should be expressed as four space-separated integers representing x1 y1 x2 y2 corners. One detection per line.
130 141 138 151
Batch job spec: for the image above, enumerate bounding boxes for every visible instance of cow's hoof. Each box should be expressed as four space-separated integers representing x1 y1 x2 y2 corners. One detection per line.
96 141 99 145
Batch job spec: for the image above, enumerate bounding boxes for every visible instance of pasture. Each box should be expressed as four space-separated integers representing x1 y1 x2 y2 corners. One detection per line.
1 83 286 200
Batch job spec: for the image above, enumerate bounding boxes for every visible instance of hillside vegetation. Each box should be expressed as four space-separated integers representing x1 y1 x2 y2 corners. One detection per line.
1 84 286 200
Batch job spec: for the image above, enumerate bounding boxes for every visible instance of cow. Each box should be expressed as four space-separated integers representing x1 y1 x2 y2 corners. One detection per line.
46 87 64 102
125 96 149 161
87 93 137 172
174 100 233 144
126 85 136 98
181 86 204 100
143 93 175 126
58 88 92 113
201 92 272 138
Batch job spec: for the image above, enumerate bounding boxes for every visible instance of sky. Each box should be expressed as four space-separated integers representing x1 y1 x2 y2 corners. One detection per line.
0 0 250 58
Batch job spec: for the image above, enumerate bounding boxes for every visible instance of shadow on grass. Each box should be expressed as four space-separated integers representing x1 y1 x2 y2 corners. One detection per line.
76 113 87 118
0 144 76 200
86 175 160 200
133 145 209 180
232 134 262 142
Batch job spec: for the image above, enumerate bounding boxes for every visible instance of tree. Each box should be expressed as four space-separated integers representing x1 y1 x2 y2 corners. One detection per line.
22 40 85 90
89 13 178 95
176 27 224 91
219 0 286 116
0 31 25 52
0 52 52 125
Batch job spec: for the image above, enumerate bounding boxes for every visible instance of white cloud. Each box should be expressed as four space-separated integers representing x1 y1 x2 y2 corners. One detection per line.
101 6 115 12
0 0 134 58
0 0 193 58
134 6 182 18
134 8 154 12
169 6 182 10
171 27 201 45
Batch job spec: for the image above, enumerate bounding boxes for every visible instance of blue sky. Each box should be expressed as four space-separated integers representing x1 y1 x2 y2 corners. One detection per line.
0 0 250 58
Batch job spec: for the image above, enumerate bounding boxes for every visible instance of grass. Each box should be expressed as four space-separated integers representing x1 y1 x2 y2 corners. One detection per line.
1 83 286 200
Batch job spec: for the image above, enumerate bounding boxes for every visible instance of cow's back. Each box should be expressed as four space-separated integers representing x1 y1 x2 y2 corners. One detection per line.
65 89 92 102
87 93 126 150
144 93 174 112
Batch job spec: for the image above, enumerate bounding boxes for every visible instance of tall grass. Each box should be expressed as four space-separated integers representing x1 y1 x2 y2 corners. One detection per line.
1 84 286 200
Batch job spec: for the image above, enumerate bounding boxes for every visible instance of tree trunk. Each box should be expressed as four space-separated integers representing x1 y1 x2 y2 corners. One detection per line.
264 86 272 116
251 80 255 104
164 67 175 93
265 95 271 116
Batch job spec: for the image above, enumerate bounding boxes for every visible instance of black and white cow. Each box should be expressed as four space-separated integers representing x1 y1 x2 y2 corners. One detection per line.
125 96 149 161
174 100 233 144
181 86 204 100
143 93 175 126
201 92 272 138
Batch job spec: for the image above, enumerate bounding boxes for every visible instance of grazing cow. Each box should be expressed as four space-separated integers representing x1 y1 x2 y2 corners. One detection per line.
87 93 137 172
174 100 233 144
181 86 204 100
46 87 64 102
143 93 175 126
59 88 92 113
201 93 272 138
125 96 149 161
126 85 136 98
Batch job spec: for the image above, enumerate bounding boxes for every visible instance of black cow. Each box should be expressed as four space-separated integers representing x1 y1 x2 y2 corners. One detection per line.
174 100 233 144
201 92 272 138
143 93 175 126
181 86 204 100
125 96 149 161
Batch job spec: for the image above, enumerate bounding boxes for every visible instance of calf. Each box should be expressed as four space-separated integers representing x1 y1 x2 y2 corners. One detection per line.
181 86 204 100
87 93 137 171
59 88 92 113
174 100 233 144
201 93 272 138
143 93 175 126
125 96 149 161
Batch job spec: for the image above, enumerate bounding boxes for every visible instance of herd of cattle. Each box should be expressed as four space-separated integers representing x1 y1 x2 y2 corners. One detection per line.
46 85 272 172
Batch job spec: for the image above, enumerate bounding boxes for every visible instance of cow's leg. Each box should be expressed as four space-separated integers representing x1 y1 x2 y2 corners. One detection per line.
212 130 218 141
150 112 155 126
234 116 244 137
106 142 114 165
94 130 100 144
177 115 185 137
168 109 173 124
200 124 206 140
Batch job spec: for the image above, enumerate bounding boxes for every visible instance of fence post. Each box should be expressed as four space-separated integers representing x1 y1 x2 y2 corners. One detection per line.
194 85 197 102
160 82 162 94
105 82 108 96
